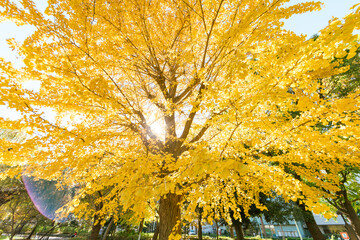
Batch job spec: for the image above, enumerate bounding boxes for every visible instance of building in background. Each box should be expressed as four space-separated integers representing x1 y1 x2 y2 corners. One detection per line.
188 214 347 238
252 214 347 238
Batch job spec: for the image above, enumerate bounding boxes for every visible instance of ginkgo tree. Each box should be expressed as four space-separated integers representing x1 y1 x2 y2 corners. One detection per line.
1 0 360 239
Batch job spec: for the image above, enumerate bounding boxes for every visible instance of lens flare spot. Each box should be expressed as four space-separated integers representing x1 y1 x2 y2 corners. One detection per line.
23 176 74 221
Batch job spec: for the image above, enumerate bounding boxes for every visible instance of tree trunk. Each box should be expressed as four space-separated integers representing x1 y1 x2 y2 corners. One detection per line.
26 222 38 239
303 218 326 240
17 222 26 235
39 222 57 240
229 208 246 240
230 226 234 238
215 221 219 240
232 218 245 240
89 191 104 240
102 218 113 240
158 193 182 240
259 215 267 238
297 201 326 240
344 223 358 240
153 222 159 240
10 232 15 240
138 218 145 240
198 210 203 240
89 215 102 240
10 220 27 240
343 198 360 240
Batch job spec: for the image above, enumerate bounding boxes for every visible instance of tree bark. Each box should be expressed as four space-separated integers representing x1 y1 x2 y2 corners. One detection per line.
138 218 145 240
26 222 38 239
158 193 182 240
9 232 15 240
198 209 203 240
89 215 102 240
229 208 247 240
343 197 360 240
232 218 245 240
297 202 326 240
230 226 234 238
344 223 358 240
102 218 113 240
39 222 57 240
89 191 104 240
229 225 234 238
10 220 27 240
153 222 159 240
215 221 219 240
302 215 326 240
259 215 267 238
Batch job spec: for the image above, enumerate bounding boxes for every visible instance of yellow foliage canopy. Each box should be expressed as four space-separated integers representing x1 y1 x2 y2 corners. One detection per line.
0 0 360 238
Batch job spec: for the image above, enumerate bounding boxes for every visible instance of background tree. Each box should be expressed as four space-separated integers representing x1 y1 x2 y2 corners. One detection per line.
0 174 21 207
277 42 360 239
320 44 360 239
0 178 44 240
322 168 360 239
326 46 360 98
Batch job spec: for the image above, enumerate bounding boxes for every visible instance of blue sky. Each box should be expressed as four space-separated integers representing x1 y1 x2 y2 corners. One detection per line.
283 0 359 37
1 0 359 62
0 0 358 62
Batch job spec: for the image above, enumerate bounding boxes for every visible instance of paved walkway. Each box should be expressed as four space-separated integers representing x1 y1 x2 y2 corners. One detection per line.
1 234 72 240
